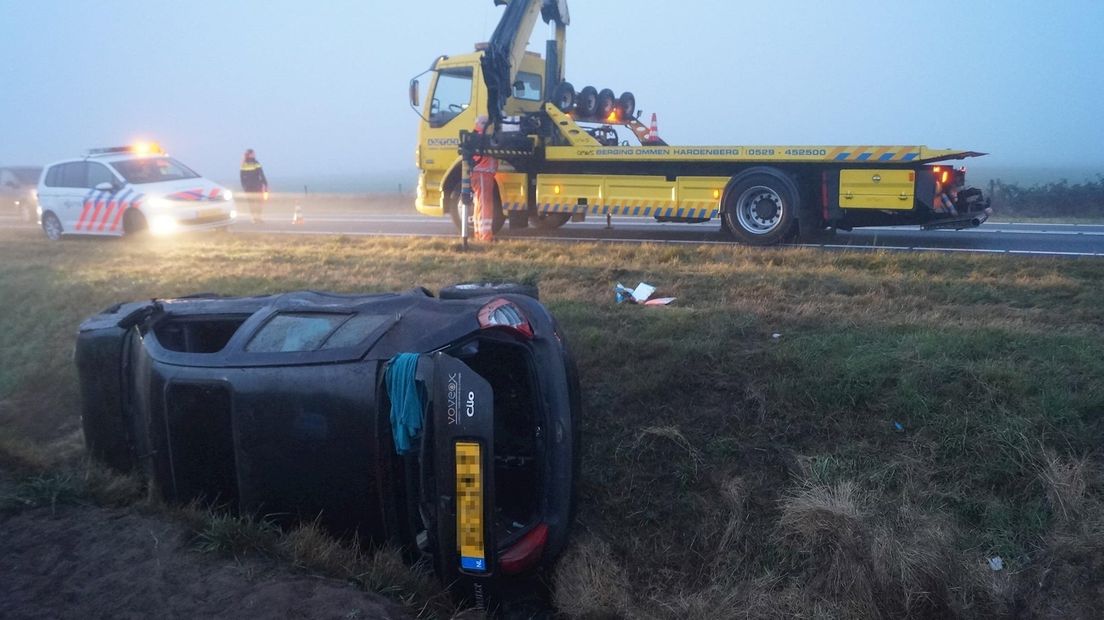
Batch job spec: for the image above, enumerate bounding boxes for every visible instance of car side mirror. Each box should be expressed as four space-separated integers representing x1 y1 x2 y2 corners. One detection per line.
94 182 115 192
409 79 420 108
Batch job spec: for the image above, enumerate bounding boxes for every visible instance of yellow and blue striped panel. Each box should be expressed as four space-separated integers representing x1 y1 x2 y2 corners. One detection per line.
828 146 919 162
533 200 718 219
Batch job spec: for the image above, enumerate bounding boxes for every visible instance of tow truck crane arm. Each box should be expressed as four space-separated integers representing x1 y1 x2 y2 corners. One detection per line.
482 0 569 128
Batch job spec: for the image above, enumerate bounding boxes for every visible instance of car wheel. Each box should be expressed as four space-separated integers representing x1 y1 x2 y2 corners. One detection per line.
41 212 63 241
439 282 540 301
532 213 571 229
551 82 575 113
123 209 148 237
596 88 616 120
618 91 636 119
722 168 800 246
576 86 599 118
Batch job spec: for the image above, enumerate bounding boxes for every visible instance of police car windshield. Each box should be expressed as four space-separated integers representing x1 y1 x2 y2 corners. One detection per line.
110 157 200 185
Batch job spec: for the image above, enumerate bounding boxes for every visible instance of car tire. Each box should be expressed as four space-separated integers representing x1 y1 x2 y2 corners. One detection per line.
551 82 575 113
41 212 63 241
576 86 599 119
439 282 539 301
722 167 800 246
618 91 636 119
596 88 616 120
532 213 571 229
123 209 148 237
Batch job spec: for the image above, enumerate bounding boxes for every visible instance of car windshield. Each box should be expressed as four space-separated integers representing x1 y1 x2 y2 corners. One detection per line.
110 157 200 184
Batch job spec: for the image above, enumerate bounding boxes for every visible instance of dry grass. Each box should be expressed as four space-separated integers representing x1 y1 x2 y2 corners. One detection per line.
1 227 1103 618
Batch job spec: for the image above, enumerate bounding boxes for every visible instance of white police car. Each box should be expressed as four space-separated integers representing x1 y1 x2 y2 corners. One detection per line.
36 144 236 240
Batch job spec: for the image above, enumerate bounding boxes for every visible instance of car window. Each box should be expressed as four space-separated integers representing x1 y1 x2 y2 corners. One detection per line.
58 162 90 188
321 314 393 349
44 166 61 187
87 163 116 188
246 313 350 353
110 157 200 185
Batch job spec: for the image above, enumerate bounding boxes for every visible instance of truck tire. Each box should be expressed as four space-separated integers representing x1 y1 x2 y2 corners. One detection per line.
618 92 636 119
532 213 571 229
446 179 505 234
551 82 575 112
439 282 539 301
722 167 800 246
596 88 616 119
576 86 599 118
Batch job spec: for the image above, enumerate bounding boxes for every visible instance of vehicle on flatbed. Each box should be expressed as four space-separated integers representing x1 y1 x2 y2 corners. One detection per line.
76 284 579 610
411 0 990 245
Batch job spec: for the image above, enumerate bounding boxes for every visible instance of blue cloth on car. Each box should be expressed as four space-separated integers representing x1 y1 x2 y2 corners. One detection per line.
386 353 425 455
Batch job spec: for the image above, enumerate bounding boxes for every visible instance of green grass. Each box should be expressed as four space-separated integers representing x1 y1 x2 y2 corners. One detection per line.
1 228 1102 617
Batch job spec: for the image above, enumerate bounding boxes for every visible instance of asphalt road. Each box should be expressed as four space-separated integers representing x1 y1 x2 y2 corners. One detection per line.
237 212 1104 257
5 210 1104 257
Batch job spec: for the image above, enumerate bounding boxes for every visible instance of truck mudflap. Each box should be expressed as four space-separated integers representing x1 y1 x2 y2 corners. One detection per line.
430 352 498 607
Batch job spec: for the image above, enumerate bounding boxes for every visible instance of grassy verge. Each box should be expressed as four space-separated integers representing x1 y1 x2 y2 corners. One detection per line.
1 228 1102 618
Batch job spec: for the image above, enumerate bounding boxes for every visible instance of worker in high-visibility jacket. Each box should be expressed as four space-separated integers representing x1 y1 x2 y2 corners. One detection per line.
239 149 269 224
471 117 497 242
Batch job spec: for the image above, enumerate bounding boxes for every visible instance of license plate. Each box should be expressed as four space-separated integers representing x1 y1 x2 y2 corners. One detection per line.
195 208 218 220
455 441 487 573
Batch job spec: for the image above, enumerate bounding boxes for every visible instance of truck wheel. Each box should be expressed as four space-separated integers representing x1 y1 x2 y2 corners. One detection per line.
576 86 599 118
41 212 63 241
440 282 539 301
722 168 800 245
551 82 575 112
533 213 571 229
596 88 616 119
446 180 505 233
618 92 636 119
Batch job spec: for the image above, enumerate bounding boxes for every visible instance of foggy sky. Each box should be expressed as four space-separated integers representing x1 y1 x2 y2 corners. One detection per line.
2 0 1102 190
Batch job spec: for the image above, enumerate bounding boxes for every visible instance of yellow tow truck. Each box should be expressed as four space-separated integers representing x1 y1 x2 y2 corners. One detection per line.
410 0 990 245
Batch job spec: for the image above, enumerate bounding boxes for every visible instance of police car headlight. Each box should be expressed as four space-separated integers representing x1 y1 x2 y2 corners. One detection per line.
149 214 179 236
222 190 233 202
229 209 238 220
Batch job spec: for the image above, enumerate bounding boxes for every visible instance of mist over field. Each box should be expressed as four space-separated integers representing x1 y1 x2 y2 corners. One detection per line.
2 0 1103 190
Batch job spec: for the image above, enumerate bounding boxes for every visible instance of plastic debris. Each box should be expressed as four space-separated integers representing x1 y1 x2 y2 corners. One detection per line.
988 556 1004 571
772 333 782 340
894 421 905 432
615 282 676 306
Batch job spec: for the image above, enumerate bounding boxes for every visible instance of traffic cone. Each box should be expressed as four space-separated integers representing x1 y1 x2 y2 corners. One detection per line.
647 113 659 143
292 205 304 225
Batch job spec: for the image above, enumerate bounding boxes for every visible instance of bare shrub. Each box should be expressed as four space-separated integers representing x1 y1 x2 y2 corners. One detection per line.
1038 450 1092 526
779 481 876 614
553 536 632 618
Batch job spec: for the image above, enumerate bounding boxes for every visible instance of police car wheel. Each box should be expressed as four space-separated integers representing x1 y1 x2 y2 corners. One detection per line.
123 210 148 236
41 212 63 241
439 282 539 301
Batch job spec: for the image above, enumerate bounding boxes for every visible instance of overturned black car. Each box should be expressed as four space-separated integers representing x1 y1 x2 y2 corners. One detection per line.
76 284 580 605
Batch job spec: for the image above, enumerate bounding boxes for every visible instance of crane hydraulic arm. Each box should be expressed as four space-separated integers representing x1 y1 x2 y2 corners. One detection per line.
482 0 569 128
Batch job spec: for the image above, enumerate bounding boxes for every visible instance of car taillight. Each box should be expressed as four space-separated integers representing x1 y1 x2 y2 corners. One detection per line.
478 299 533 339
499 523 548 575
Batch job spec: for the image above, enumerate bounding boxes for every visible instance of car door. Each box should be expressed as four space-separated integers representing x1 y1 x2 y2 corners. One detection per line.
36 163 70 227
85 162 123 235
56 162 91 231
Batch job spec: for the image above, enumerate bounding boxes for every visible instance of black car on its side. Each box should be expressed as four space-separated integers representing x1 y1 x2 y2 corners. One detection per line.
76 284 580 608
